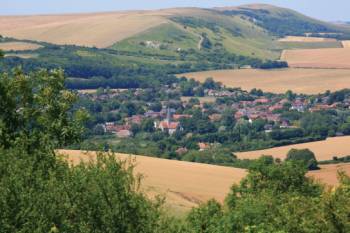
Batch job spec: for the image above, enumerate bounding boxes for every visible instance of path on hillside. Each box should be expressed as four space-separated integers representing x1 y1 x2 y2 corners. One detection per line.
198 35 203 50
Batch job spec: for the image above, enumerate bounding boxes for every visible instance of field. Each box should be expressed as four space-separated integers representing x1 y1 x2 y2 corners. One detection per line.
343 40 350 48
235 136 350 161
278 36 337 42
0 11 177 48
308 163 350 186
59 150 247 214
0 41 42 51
180 68 350 94
58 149 350 214
281 48 350 69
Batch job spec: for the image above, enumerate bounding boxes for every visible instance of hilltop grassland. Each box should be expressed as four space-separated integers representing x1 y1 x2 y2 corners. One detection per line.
281 48 350 69
235 136 350 161
180 68 350 94
59 149 247 214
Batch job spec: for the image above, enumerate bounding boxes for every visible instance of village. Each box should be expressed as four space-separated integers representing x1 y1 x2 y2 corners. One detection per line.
78 82 350 151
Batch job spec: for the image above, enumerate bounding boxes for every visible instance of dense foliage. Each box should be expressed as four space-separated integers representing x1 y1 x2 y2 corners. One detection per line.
222 8 340 37
0 69 172 232
1 69 350 232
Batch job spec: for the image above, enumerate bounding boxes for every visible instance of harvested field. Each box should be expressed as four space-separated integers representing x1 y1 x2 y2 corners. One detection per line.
180 68 350 94
278 36 337 42
281 48 350 69
0 9 198 48
58 149 350 213
308 163 350 186
342 40 350 48
0 41 42 51
236 136 350 161
58 150 246 214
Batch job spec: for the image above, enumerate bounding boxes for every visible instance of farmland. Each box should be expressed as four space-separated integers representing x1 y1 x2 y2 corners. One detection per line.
0 11 174 48
281 48 350 69
235 136 350 161
180 68 350 94
343 40 350 48
59 149 350 213
0 41 42 51
278 36 337 42
308 163 350 186
59 149 247 214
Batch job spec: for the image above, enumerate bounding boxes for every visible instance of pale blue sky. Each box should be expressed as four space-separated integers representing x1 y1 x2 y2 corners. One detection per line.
1 0 349 22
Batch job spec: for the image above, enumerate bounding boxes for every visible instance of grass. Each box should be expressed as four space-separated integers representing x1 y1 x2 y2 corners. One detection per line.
278 41 343 50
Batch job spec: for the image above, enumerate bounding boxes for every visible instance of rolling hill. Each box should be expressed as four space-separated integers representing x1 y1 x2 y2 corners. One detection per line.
1 4 350 60
59 149 350 214
2 4 350 93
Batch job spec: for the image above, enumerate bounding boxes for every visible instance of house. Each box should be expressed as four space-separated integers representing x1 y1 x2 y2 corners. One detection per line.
198 142 210 151
173 114 192 121
125 115 144 125
159 121 179 135
157 108 181 135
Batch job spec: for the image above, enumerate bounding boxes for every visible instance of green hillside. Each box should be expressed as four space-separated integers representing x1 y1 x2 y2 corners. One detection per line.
111 5 350 61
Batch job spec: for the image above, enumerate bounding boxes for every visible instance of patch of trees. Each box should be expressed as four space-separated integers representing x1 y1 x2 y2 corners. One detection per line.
222 9 337 37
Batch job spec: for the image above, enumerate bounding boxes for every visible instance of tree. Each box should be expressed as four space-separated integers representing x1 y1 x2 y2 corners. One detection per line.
0 68 88 152
0 49 3 58
286 148 319 170
141 118 155 133
221 109 236 129
0 69 170 232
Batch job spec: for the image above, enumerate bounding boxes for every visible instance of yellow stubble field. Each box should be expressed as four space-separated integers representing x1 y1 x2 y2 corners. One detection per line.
180 68 350 94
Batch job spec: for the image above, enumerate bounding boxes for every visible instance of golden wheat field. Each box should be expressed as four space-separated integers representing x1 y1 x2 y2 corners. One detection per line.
58 150 247 214
278 36 337 42
180 68 350 94
0 41 42 51
281 48 350 69
308 163 350 186
58 149 350 214
0 9 200 48
342 41 350 48
236 136 350 161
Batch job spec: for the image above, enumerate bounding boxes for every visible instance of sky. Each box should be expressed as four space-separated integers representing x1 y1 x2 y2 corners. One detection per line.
1 0 349 22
